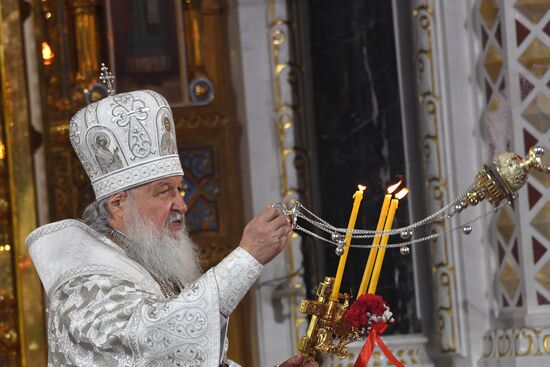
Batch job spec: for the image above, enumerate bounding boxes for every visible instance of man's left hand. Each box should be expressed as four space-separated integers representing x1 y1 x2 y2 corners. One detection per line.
239 205 292 265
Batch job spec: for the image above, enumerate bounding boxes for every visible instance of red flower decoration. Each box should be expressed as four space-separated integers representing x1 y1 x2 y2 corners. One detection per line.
344 294 387 329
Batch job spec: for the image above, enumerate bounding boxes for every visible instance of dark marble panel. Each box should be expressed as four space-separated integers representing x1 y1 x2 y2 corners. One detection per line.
303 0 420 334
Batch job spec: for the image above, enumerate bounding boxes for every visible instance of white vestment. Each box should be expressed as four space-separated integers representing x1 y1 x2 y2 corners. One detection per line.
26 220 262 366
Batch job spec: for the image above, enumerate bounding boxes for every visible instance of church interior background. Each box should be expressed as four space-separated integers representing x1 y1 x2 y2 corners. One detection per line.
0 0 549 366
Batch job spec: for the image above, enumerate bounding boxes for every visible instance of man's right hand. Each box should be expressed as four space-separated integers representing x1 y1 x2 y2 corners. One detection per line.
239 205 292 265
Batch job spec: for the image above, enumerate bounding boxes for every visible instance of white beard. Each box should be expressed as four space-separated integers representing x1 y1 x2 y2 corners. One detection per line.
121 199 203 285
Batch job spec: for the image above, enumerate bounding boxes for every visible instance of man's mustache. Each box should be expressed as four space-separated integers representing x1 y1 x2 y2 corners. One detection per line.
165 211 184 226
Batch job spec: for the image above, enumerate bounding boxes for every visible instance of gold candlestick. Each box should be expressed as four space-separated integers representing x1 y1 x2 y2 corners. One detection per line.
298 277 360 362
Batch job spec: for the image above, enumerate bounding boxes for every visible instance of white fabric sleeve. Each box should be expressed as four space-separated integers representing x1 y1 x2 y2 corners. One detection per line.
213 246 263 316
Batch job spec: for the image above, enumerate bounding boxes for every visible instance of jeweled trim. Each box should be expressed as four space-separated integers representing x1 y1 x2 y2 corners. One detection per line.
92 155 183 199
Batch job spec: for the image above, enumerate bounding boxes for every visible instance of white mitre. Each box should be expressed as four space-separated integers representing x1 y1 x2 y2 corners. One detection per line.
69 80 183 199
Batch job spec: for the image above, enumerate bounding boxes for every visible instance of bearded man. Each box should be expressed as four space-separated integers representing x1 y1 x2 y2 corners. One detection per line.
26 86 317 366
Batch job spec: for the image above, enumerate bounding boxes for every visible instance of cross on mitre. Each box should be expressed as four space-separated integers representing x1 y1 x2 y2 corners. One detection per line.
99 63 116 96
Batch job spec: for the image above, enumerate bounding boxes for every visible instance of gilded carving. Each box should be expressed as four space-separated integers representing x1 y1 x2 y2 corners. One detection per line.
69 0 101 84
51 148 73 220
0 290 17 357
0 0 47 364
518 38 550 79
482 327 550 358
477 2 550 363
535 257 550 292
544 333 550 354
177 114 229 130
484 44 504 83
480 0 499 29
500 258 521 299
268 0 309 346
413 0 460 354
0 199 8 220
531 202 550 243
514 0 550 24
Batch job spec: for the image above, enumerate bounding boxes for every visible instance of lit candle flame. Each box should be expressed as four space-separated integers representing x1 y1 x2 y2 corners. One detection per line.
387 179 402 194
357 184 366 191
41 42 54 65
395 188 409 200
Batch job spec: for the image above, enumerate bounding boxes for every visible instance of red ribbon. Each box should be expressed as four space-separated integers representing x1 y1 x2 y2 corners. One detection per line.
353 324 404 367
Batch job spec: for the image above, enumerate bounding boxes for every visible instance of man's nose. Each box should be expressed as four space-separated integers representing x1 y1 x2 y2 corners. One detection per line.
172 193 188 213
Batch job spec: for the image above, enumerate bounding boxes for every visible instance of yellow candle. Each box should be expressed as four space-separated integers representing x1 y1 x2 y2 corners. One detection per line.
357 194 391 296
330 186 365 300
367 188 408 294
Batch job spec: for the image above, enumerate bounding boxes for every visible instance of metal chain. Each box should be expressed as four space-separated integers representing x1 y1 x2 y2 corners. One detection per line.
291 199 508 249
294 184 476 238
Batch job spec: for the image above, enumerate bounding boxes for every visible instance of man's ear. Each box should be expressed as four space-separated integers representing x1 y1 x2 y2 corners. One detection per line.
107 191 127 227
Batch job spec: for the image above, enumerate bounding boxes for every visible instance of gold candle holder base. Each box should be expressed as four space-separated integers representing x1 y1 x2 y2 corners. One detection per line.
298 277 360 362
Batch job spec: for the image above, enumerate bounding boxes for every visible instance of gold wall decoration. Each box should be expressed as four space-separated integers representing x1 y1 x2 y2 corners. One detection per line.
178 113 229 130
521 92 550 134
500 259 522 299
497 207 516 244
70 0 101 84
484 44 504 83
514 0 550 24
535 258 550 291
482 327 550 358
530 202 550 241
32 0 101 223
479 0 550 364
105 0 214 106
480 0 499 29
33 0 239 227
32 0 252 365
518 38 550 79
175 111 244 270
0 0 47 366
183 0 205 73
413 0 463 355
0 110 17 366
0 289 17 362
268 0 312 347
